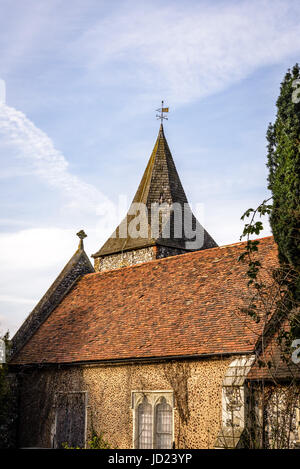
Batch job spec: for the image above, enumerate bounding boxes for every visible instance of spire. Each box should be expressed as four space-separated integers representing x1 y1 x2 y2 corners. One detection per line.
130 123 187 209
93 125 217 260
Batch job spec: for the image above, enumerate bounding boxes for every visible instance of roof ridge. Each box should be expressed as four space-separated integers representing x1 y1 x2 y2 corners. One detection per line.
11 244 94 358
86 235 275 279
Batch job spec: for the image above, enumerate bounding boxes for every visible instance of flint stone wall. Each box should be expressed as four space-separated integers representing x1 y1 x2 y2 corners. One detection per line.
16 357 232 449
94 245 188 272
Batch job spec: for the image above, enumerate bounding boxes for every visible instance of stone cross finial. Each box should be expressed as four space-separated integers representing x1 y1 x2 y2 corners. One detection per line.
76 230 87 249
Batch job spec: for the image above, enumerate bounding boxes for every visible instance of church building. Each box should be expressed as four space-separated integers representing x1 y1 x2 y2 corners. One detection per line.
8 121 299 449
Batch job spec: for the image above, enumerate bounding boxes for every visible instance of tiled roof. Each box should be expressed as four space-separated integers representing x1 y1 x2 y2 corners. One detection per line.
11 236 277 365
11 241 94 358
248 318 300 380
92 124 217 257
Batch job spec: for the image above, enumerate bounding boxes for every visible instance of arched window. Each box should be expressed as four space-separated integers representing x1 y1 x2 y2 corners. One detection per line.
155 397 173 449
137 397 153 448
133 392 174 449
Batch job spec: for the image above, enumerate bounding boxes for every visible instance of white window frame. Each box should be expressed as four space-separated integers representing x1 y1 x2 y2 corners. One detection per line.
131 390 174 449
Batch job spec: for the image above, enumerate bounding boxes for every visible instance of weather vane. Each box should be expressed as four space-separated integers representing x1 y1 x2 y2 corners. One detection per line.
156 100 169 123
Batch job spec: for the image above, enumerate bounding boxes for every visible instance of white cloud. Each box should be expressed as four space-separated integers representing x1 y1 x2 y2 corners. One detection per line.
0 227 77 270
0 0 289 336
0 226 104 336
0 103 114 217
74 0 300 105
0 295 35 305
0 101 124 335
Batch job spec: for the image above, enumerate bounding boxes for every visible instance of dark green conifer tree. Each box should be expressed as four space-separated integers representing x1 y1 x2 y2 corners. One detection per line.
267 64 300 306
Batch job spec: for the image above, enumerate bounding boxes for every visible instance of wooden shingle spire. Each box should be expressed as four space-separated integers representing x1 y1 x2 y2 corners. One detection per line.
92 125 217 259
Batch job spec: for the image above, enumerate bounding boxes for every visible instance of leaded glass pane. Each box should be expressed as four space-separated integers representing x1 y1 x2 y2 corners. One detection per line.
138 398 153 449
155 398 172 449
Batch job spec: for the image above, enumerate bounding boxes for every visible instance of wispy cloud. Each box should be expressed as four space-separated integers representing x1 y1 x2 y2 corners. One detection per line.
0 103 114 217
0 100 120 335
0 1 63 76
0 0 293 335
74 0 300 105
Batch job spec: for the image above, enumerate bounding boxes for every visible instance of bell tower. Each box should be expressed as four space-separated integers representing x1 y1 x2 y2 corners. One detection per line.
92 124 217 272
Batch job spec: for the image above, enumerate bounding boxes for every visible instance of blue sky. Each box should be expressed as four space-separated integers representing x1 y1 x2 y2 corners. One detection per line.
1 0 300 335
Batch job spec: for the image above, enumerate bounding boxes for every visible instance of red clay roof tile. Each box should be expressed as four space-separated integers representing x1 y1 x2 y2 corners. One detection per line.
11 236 278 364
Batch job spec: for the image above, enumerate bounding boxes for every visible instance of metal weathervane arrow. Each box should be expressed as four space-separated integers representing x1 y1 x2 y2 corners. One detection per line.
156 100 169 123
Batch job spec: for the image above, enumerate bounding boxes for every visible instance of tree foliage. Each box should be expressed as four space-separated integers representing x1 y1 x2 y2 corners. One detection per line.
266 64 300 300
236 66 300 448
62 430 112 449
240 65 300 337
0 333 17 448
